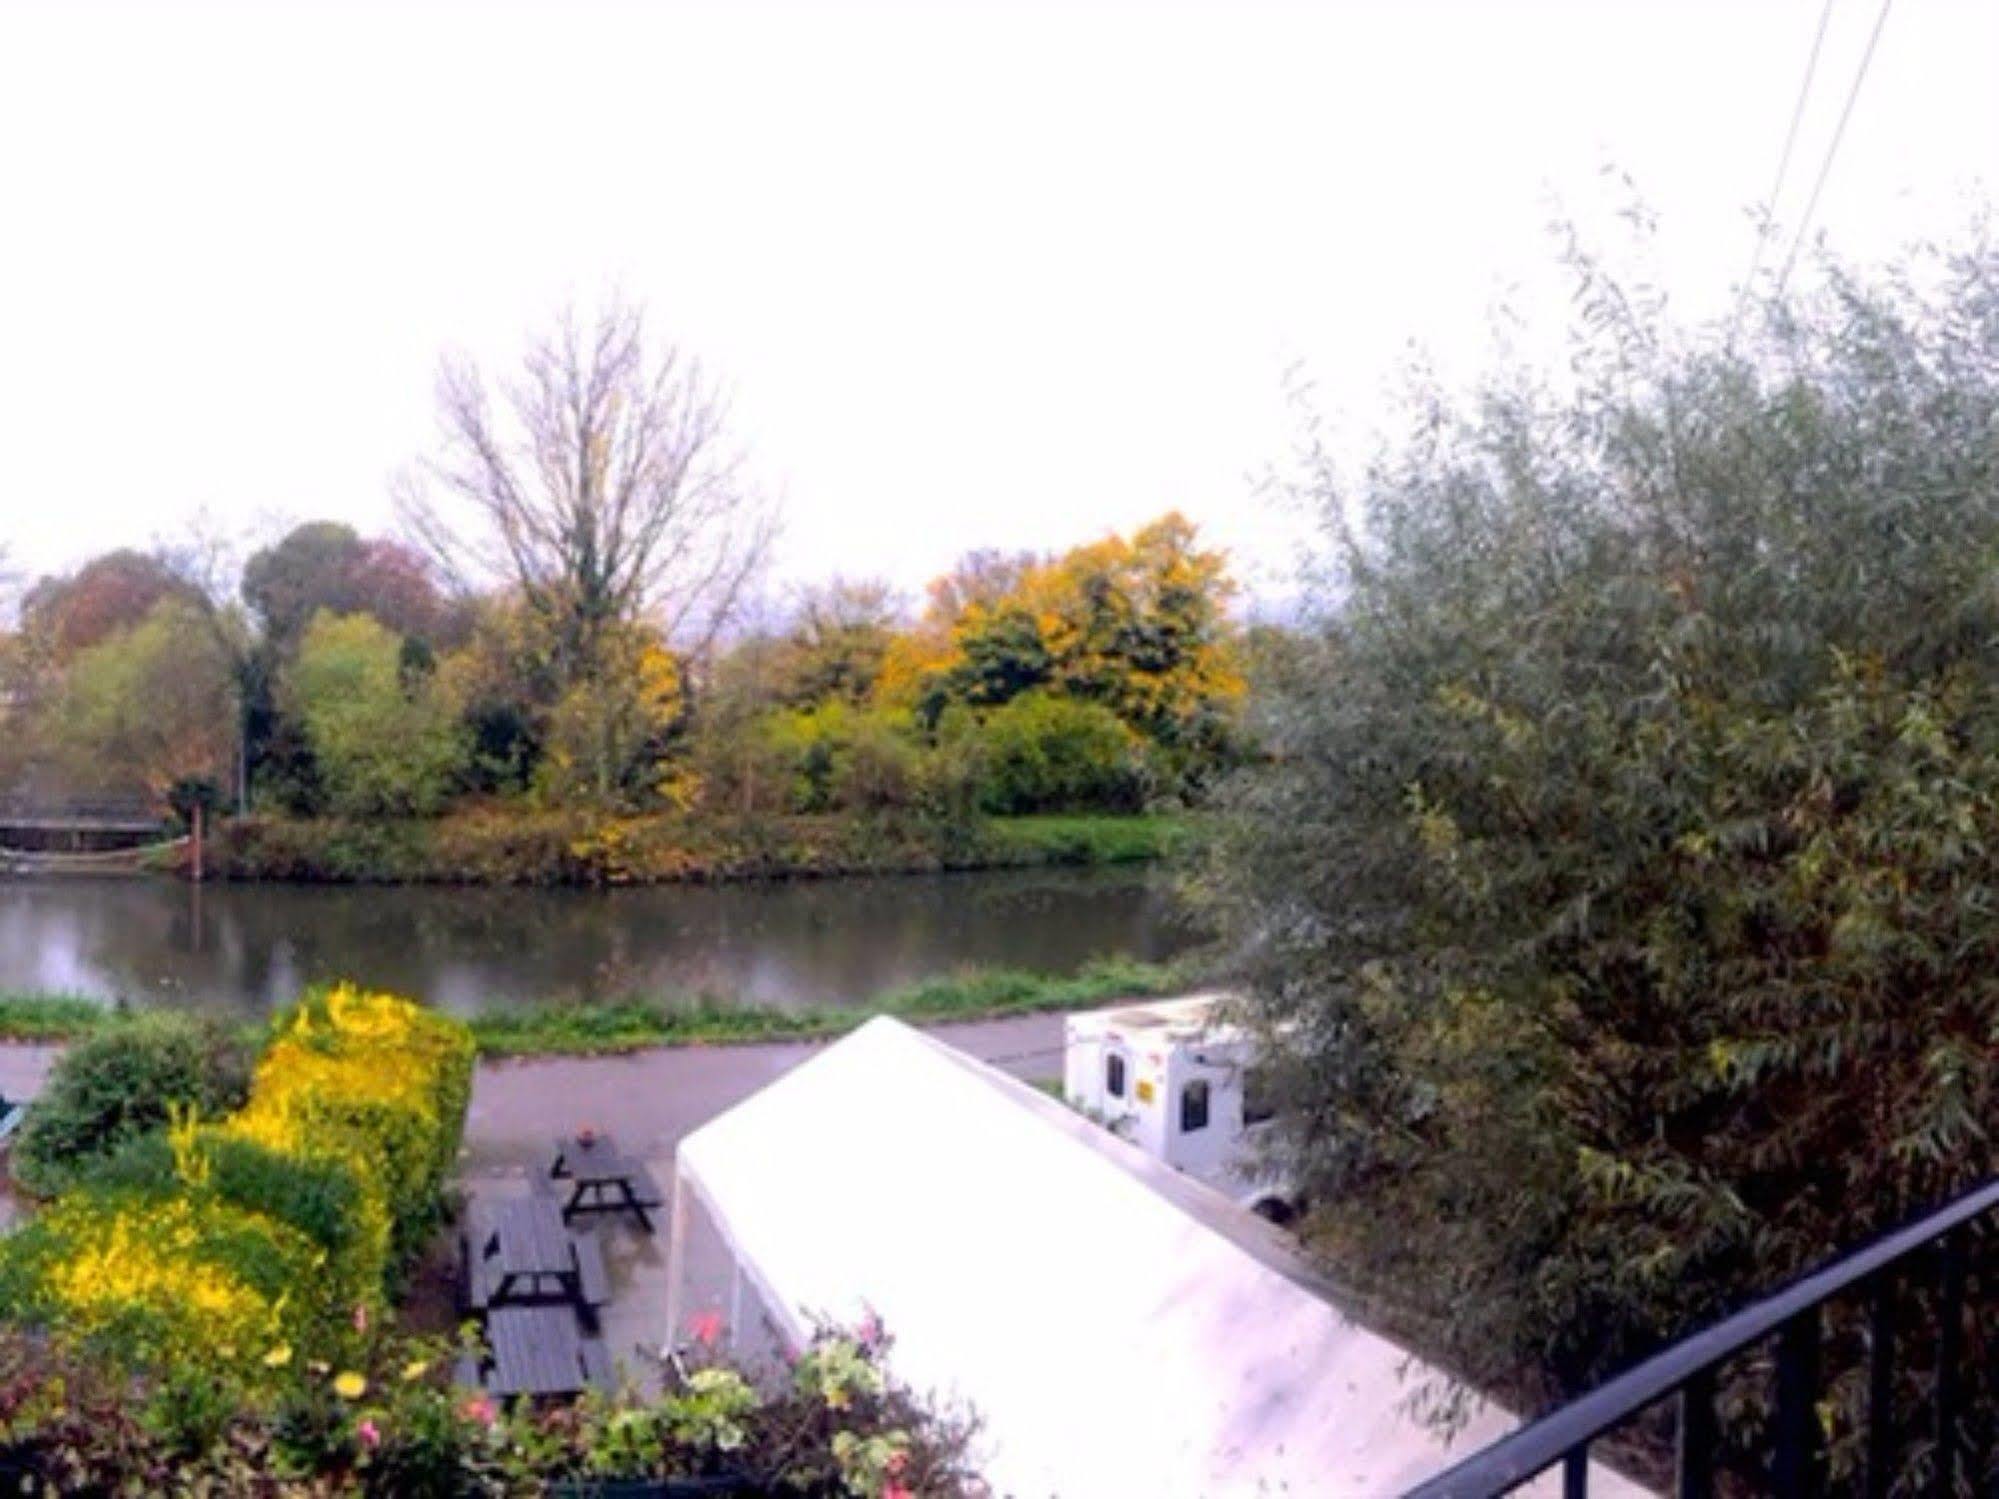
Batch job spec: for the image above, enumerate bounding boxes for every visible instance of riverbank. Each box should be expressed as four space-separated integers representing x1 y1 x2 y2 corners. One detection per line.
197 808 1190 885
0 957 1201 1055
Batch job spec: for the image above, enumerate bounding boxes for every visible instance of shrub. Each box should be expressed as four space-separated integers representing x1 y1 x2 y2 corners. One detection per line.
10 1012 252 1198
0 1190 326 1372
763 701 926 814
1199 229 1999 1462
226 985 476 1274
0 986 474 1377
85 1129 375 1314
0 1323 982 1495
953 691 1145 814
0 1329 157 1492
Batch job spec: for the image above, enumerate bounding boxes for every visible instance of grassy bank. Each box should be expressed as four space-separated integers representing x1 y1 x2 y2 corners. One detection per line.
0 995 108 1043
0 957 1203 1057
202 808 1191 885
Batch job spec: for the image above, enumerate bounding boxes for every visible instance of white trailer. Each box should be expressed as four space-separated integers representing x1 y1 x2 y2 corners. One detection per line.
1063 992 1297 1220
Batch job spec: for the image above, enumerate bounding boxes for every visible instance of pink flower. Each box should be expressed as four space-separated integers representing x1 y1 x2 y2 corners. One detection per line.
460 1396 497 1427
688 1310 724 1347
357 1419 381 1450
884 1484 913 1499
857 1308 884 1350
352 1304 369 1334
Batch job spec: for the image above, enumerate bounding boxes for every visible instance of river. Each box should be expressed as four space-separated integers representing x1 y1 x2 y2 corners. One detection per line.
0 867 1199 1017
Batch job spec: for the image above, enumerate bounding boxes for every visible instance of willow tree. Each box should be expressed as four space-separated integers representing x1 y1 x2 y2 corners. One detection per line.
1199 230 1999 1457
397 301 777 682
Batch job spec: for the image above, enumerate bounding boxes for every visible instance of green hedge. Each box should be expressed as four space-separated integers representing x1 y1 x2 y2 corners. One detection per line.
10 1012 253 1198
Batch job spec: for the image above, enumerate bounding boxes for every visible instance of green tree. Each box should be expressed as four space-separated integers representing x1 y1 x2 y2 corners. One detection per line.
1200 232 1999 1458
287 612 465 817
49 598 239 802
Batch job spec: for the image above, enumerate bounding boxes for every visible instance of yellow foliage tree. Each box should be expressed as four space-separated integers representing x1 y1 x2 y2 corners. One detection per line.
536 624 689 808
878 512 1243 755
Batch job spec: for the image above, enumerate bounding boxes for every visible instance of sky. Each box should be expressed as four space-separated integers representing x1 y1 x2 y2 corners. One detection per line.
0 0 1992 610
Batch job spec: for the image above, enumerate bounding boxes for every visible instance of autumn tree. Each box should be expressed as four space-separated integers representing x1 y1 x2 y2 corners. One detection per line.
397 300 777 682
773 578 903 706
48 599 238 803
879 516 1244 789
433 597 557 796
876 551 1037 713
242 521 445 649
22 550 200 660
535 623 687 810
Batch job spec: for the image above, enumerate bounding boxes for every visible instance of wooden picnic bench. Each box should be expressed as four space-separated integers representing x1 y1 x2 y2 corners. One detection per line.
548 1133 664 1233
461 1197 610 1315
474 1304 614 1399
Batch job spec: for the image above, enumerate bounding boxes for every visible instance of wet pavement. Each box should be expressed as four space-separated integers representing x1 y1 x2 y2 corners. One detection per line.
0 1044 57 1231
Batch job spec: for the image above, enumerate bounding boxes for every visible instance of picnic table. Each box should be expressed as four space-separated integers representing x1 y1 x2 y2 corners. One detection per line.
477 1304 614 1399
548 1133 664 1233
461 1197 610 1314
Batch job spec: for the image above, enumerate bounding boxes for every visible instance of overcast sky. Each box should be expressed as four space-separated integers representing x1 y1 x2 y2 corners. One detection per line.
0 0 1992 607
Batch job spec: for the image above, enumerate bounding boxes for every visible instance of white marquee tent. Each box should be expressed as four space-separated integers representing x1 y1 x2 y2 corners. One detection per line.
668 1017 1642 1498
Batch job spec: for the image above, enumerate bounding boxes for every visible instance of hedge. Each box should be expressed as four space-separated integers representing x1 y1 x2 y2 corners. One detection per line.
0 986 474 1374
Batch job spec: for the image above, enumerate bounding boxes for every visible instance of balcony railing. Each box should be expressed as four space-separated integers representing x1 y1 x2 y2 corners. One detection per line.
1405 1177 1999 1498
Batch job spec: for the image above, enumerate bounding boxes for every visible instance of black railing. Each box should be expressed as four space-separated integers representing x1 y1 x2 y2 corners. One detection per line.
1406 1177 1999 1498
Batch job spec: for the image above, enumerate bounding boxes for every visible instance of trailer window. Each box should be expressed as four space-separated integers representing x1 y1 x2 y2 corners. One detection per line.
1105 1053 1126 1098
1180 1079 1210 1133
1242 1067 1277 1127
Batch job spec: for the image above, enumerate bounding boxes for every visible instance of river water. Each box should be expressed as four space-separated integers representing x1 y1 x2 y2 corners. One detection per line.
0 867 1199 1017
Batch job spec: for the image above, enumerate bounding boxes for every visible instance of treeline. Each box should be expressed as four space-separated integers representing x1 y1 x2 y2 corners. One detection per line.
0 510 1249 829
3 304 1264 860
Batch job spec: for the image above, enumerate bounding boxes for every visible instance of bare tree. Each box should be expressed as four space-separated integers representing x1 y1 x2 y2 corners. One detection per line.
397 300 777 677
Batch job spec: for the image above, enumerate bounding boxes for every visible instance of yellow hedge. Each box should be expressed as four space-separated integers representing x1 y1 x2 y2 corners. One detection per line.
1 1192 325 1370
227 985 475 1273
0 986 474 1373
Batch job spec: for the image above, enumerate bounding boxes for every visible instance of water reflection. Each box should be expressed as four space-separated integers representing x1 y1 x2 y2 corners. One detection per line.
0 868 1197 1017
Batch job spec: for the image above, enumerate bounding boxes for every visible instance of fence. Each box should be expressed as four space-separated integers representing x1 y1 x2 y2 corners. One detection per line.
1406 1178 1999 1497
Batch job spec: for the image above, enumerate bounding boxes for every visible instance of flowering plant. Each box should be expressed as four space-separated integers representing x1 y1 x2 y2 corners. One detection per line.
0 984 474 1378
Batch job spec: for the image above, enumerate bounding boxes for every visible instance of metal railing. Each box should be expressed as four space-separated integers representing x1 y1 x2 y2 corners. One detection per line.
0 794 163 827
1406 1178 1999 1498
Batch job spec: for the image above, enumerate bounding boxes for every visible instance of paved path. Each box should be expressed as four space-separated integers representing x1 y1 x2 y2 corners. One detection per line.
463 1014 1063 1171
0 1013 1066 1163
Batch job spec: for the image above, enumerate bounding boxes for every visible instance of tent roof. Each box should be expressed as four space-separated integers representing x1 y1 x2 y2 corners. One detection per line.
675 1017 1636 1498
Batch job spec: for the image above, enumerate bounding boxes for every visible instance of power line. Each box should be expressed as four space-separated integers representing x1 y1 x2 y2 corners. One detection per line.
1772 0 1897 301
1730 0 1839 342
